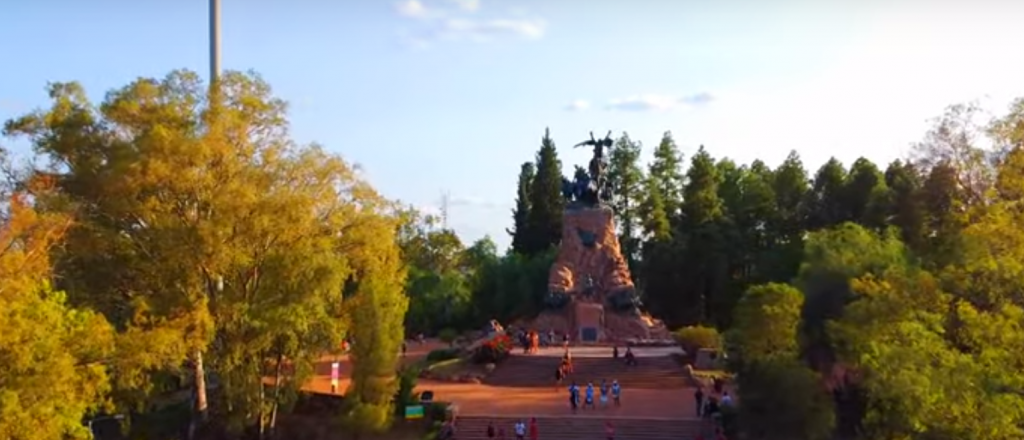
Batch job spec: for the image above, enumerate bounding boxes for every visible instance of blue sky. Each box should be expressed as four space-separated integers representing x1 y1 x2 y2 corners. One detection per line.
3 1 1024 250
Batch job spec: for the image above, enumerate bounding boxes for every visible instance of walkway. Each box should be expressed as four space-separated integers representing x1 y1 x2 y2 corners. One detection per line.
522 346 683 358
301 345 698 420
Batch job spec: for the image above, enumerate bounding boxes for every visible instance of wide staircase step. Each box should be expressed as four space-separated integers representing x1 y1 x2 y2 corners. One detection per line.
484 355 691 389
453 416 703 440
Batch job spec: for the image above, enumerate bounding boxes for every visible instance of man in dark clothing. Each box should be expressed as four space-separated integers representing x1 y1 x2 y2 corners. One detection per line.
694 387 705 417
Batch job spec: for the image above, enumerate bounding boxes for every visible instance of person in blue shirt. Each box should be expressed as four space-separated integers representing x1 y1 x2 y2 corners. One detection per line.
599 379 610 407
611 380 621 407
585 382 596 409
568 382 580 413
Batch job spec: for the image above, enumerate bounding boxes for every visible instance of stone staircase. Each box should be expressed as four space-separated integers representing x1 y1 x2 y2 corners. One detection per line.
484 355 692 389
452 416 704 440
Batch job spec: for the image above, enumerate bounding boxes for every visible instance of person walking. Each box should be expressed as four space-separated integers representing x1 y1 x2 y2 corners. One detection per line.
514 420 526 440
695 387 705 417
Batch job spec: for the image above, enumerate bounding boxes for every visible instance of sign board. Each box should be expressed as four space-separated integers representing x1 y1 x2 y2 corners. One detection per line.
404 405 424 420
330 362 340 380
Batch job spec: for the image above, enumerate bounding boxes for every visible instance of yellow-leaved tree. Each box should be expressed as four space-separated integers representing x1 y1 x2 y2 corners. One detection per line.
0 174 115 440
4 70 404 438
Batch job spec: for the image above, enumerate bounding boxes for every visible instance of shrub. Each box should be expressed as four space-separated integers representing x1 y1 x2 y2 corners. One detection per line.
438 328 459 346
674 325 722 355
394 366 421 415
472 334 512 364
426 401 450 422
426 348 460 362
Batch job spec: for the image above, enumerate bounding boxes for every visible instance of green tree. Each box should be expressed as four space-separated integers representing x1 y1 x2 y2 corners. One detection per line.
843 157 889 230
764 151 809 283
727 283 803 366
342 212 409 436
918 161 967 268
883 160 925 253
804 158 848 230
678 146 727 324
735 358 836 440
607 132 644 271
648 131 685 214
508 162 535 255
524 128 564 256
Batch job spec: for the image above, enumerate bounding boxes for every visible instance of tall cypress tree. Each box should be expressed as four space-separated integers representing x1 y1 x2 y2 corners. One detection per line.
525 128 564 256
608 133 645 272
648 131 686 217
508 162 535 255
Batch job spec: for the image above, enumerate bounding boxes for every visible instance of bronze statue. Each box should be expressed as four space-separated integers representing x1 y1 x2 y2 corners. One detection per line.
573 130 613 183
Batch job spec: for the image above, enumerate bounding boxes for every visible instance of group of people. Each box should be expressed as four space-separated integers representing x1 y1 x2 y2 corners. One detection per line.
518 330 541 354
485 418 618 440
515 328 571 354
567 379 621 412
694 383 733 440
611 345 638 366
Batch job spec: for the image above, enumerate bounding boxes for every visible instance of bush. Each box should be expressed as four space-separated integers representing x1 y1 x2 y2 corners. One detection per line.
674 325 722 355
394 366 421 415
472 334 512 364
426 348 460 362
438 328 459 346
426 402 450 422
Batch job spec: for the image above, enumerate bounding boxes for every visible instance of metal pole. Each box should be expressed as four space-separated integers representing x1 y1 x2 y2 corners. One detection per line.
209 0 221 84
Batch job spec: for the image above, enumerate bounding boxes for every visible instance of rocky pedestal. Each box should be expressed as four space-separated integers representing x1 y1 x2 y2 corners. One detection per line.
548 205 633 297
538 204 670 343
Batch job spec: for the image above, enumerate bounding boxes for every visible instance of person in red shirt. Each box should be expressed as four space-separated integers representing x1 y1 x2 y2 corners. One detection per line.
529 417 539 440
605 420 615 440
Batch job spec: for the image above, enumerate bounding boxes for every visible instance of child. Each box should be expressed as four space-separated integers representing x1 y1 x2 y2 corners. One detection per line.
584 382 596 410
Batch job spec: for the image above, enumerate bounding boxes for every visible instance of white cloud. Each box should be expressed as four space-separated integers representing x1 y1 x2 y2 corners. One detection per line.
438 17 545 41
395 0 430 19
447 0 480 12
564 100 590 111
394 0 546 45
605 93 715 112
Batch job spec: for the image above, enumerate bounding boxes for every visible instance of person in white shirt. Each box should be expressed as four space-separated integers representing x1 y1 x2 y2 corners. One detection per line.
514 420 526 440
720 391 733 407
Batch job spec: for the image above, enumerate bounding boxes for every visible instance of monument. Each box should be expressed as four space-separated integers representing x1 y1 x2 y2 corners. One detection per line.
529 131 671 344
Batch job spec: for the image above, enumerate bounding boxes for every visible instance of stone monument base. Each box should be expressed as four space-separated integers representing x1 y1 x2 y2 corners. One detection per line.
574 301 605 343
517 301 672 345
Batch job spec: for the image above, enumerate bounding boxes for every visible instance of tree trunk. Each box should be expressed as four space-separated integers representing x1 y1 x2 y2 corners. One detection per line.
188 349 209 440
258 379 266 440
268 353 285 438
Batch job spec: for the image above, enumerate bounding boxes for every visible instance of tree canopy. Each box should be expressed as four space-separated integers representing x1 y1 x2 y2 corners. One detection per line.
3 67 1024 440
